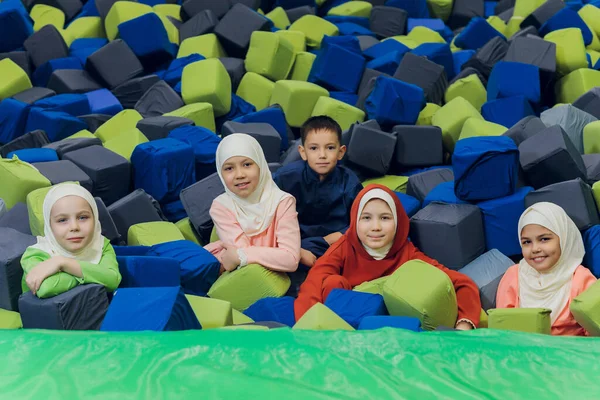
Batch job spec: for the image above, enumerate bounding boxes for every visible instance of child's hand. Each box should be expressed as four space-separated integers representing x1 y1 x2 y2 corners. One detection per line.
25 258 61 296
221 244 241 272
455 321 475 331
300 249 317 267
323 232 343 246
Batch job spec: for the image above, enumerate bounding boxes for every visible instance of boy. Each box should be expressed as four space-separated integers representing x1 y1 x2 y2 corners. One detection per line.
273 116 363 296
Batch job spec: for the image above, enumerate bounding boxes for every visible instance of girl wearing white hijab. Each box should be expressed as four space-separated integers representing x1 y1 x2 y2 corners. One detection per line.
21 183 121 298
204 134 301 274
496 202 596 336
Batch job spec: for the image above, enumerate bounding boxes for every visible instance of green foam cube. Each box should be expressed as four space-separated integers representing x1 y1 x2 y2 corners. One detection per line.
293 302 355 331
288 51 316 81
0 59 32 101
176 217 202 245
236 72 276 111
102 128 148 161
555 68 600 104
382 259 458 331
444 74 487 112
245 31 296 82
362 175 408 193
584 121 600 154
353 276 390 295
63 17 105 47
186 295 233 329
327 1 372 17
311 96 365 131
104 1 153 41
426 0 453 21
67 129 96 139
288 15 339 49
417 103 441 126
207 264 291 311
127 221 185 246
570 280 600 336
269 80 330 127
544 28 588 77
181 59 232 117
178 33 226 59
30 4 65 32
165 103 215 132
0 158 51 210
0 309 22 329
488 308 552 334
95 109 143 143
432 96 483 153
458 117 507 140
275 30 306 53
265 7 290 30
232 309 254 324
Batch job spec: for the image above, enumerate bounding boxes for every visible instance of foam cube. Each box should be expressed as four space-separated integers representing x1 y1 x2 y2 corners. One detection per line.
135 81 183 119
168 125 220 180
243 296 295 327
94 109 143 143
488 308 552 334
382 260 458 330
391 125 442 169
107 189 165 241
0 228 36 311
487 61 541 104
221 122 280 162
235 72 275 111
460 36 508 80
0 158 51 210
310 96 364 131
63 17 106 47
179 9 218 43
447 0 484 30
180 172 225 242
177 33 226 59
117 255 180 288
102 128 148 161
570 280 600 336
175 217 201 245
393 52 447 106
324 289 387 329
289 15 339 49
20 284 109 330
574 87 600 120
0 204 31 235
481 96 535 129
11 87 55 105
525 178 599 231
181 59 231 117
422 180 467 207
416 102 440 125
128 221 185 246
111 75 161 109
0 130 49 159
369 6 407 38
0 309 22 329
293 302 354 331
86 39 144 89
455 17 505 50
245 31 296 82
503 116 546 146
103 1 152 41
0 6 33 54
541 104 597 154
519 125 587 190
30 161 93 194
365 76 424 128
179 0 229 21
62 145 130 206
406 168 454 203
458 118 507 141
47 70 102 95
101 287 201 331
0 99 30 145
358 315 421 331
164 103 216 132
136 116 193 141
309 42 365 93
432 96 483 153
544 28 588 76
410 203 485 269
346 124 396 176
118 12 174 69
186 295 233 329
25 108 87 142
208 264 291 311
269 80 329 127
0 59 32 101
23 25 69 69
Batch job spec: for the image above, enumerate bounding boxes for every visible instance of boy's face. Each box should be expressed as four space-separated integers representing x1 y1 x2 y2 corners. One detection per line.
299 129 346 180
50 195 95 252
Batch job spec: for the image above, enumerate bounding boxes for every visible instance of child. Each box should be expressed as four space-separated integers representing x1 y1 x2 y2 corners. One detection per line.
294 184 481 329
21 183 121 298
496 202 597 336
204 133 301 274
273 116 363 293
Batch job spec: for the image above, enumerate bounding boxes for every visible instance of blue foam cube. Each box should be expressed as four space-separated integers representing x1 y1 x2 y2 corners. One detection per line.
7 148 58 163
387 0 430 18
25 107 87 142
481 96 535 128
324 289 388 329
411 42 455 80
358 316 422 331
366 51 405 75
423 181 468 207
243 296 295 327
0 98 30 144
330 91 359 107
34 93 90 116
363 39 410 60
584 225 600 278
85 88 123 116
168 125 221 181
117 255 181 288
539 8 593 46
365 76 425 127
0 5 33 53
233 106 289 151
309 42 366 93
162 53 205 87
454 17 506 51
487 61 541 104
118 13 175 69
32 57 82 87
394 191 421 218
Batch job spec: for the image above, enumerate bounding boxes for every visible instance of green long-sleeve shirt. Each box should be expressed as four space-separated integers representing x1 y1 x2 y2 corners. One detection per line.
20 237 121 298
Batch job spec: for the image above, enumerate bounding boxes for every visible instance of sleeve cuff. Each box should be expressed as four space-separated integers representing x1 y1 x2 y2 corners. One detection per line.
237 248 248 268
456 318 477 329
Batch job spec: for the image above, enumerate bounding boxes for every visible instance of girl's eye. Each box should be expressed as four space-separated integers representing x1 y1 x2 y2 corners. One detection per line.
58 218 67 223
362 216 370 220
521 240 530 245
541 237 550 242
244 163 252 167
79 215 89 221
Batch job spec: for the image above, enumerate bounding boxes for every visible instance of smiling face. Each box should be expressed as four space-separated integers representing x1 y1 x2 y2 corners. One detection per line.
357 199 396 250
299 129 346 181
520 224 562 272
49 195 95 252
221 156 261 198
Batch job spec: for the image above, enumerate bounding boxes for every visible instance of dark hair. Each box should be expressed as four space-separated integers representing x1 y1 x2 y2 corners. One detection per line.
300 115 343 145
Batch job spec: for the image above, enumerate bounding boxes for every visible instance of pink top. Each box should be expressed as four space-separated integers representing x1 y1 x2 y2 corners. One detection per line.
204 196 301 273
496 265 597 336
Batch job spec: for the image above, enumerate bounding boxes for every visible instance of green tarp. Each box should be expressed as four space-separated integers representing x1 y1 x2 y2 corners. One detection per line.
0 328 598 399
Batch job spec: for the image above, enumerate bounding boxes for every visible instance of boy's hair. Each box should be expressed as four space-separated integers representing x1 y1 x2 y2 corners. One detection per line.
300 115 343 145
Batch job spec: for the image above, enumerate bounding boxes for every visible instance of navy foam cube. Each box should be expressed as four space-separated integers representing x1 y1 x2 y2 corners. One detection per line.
233 105 289 152
25 108 87 142
366 51 405 76
0 3 33 53
477 187 533 256
118 13 175 70
452 136 519 202
162 53 205 87
386 0 429 18
243 296 295 327
34 93 90 116
147 240 221 297
117 255 181 288
32 57 82 87
423 181 468 207
454 17 506 51
365 76 425 127
309 42 366 93
452 50 476 77
583 225 600 278
363 38 410 60
324 289 388 329
101 287 202 331
487 61 541 104
411 42 454 80
131 138 196 204
394 192 421 218
168 126 221 181
0 99 29 145
358 316 422 331
539 8 593 46
481 96 535 128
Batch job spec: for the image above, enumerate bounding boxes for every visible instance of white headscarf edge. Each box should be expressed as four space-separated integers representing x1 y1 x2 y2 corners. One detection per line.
356 188 398 261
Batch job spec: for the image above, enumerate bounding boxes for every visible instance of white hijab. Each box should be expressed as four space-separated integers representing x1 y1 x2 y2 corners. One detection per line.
214 133 291 237
356 189 398 260
31 183 104 264
518 202 584 324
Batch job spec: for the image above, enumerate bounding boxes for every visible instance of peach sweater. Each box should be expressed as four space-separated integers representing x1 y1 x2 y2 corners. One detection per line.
204 196 301 272
496 265 596 336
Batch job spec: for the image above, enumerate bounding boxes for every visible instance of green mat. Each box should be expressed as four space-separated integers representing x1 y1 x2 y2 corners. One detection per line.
0 329 598 399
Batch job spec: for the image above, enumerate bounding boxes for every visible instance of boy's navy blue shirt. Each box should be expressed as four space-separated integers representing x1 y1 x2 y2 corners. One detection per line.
273 160 363 239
